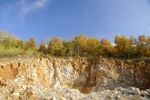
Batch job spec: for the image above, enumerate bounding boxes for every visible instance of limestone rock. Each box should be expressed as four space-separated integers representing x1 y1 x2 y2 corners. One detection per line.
0 56 150 100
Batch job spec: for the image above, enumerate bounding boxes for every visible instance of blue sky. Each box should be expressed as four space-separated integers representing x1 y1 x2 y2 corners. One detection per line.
0 0 150 42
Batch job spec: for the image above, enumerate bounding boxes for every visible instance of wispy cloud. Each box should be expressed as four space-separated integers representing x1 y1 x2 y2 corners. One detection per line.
0 0 51 20
20 0 50 16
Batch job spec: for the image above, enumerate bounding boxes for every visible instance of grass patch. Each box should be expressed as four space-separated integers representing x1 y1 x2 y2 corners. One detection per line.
0 45 24 57
0 45 41 58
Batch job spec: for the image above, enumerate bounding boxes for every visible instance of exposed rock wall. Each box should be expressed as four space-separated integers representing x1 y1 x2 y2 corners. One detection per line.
0 56 150 100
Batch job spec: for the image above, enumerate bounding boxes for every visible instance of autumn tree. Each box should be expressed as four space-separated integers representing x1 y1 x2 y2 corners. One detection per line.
24 38 36 50
127 36 138 58
100 39 115 57
39 43 47 54
137 35 150 57
0 31 149 58
114 35 137 58
73 34 88 57
86 38 101 57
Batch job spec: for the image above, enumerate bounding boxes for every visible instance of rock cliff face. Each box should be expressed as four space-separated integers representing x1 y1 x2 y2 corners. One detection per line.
0 56 150 100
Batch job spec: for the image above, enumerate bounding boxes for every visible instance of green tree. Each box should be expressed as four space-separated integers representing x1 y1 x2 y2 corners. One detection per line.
0 32 22 48
48 37 65 56
63 41 74 57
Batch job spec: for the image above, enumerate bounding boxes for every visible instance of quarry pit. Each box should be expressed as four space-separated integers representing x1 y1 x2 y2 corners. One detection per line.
0 56 150 100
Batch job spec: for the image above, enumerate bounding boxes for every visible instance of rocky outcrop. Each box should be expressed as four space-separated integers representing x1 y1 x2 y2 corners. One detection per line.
0 56 150 100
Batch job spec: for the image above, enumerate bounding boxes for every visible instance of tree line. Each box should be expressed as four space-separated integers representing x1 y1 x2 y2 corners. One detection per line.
0 32 149 58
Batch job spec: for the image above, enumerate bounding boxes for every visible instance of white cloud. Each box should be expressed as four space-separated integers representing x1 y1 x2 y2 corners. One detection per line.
20 0 50 16
0 0 51 20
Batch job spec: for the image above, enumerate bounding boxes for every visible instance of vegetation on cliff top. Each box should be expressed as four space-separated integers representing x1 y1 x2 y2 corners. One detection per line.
0 31 149 58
